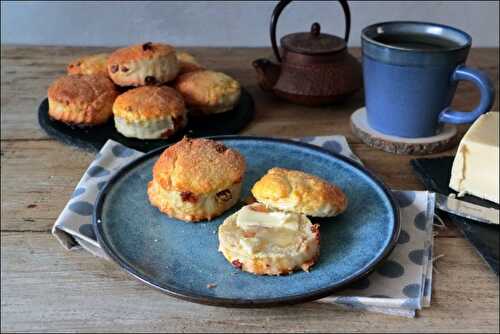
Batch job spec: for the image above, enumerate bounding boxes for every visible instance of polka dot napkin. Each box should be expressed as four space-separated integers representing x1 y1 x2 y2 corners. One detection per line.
52 136 434 318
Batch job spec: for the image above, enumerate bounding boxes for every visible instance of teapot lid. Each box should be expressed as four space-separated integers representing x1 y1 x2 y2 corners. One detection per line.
281 22 346 55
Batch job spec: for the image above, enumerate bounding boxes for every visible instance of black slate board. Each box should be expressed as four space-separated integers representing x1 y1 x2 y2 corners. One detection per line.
411 157 499 275
38 88 255 153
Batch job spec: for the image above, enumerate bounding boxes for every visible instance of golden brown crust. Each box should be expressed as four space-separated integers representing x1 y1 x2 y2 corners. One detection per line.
174 70 241 114
113 86 186 122
152 137 246 194
47 74 118 125
48 74 116 105
251 168 348 217
67 53 109 76
176 52 204 74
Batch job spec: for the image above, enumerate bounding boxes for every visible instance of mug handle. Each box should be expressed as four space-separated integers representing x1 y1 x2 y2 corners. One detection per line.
439 65 495 124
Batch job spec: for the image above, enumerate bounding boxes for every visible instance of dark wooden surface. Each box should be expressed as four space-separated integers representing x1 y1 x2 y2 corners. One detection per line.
1 45 499 333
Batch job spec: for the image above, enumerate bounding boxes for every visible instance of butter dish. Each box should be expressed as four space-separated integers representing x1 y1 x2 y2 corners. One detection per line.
412 157 499 275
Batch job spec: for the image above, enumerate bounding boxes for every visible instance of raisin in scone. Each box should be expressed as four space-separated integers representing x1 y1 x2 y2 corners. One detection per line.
107 42 179 87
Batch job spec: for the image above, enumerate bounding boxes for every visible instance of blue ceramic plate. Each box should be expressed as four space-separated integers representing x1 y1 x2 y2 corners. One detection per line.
94 136 400 307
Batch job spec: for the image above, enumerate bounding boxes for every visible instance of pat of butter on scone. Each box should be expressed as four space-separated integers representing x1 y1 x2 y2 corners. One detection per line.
449 112 499 204
239 237 263 254
236 204 300 231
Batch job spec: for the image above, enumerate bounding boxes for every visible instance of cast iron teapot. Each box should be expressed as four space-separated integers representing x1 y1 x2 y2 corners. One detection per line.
253 0 362 106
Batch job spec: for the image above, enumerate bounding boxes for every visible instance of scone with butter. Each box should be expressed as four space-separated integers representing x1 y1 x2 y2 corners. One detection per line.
113 86 187 139
148 138 246 222
218 203 320 275
107 42 179 87
48 74 119 126
67 53 109 76
252 168 347 217
174 70 241 115
176 52 204 74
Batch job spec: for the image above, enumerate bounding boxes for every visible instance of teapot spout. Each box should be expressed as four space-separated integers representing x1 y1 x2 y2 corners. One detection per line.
252 58 281 92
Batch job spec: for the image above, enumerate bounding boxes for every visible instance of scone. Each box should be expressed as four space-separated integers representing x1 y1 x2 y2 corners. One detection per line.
148 138 246 222
67 53 109 76
174 70 241 114
107 42 179 87
112 86 187 139
218 203 320 275
177 51 204 74
252 168 347 217
47 74 118 126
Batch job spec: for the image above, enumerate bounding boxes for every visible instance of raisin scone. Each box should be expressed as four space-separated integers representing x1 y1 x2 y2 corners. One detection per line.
148 138 246 222
112 86 187 139
107 42 179 87
47 74 118 126
218 203 320 275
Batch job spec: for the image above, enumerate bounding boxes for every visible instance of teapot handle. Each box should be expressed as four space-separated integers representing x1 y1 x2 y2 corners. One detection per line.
270 0 351 62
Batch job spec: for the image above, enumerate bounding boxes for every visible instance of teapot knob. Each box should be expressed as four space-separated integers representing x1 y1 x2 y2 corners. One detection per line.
311 22 321 37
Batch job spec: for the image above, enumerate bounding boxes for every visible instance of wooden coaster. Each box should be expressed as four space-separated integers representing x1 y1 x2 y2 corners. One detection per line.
351 107 458 155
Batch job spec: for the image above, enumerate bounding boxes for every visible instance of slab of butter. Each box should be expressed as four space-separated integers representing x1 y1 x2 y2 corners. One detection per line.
235 204 305 254
236 204 300 231
449 112 499 204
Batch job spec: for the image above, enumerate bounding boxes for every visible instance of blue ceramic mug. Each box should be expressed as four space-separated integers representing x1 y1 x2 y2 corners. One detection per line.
361 21 495 138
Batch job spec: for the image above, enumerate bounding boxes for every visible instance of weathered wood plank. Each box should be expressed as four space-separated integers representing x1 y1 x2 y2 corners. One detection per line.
1 232 498 333
1 140 95 232
1 46 498 141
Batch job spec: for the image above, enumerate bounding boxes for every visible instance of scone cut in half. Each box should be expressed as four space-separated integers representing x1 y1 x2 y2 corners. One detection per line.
112 86 187 139
218 167 346 275
218 203 320 276
251 167 347 217
174 70 241 115
148 138 246 222
107 42 179 87
67 53 110 76
176 52 205 74
47 74 119 126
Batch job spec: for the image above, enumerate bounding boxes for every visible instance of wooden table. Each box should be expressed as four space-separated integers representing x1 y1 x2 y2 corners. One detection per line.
1 46 499 333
